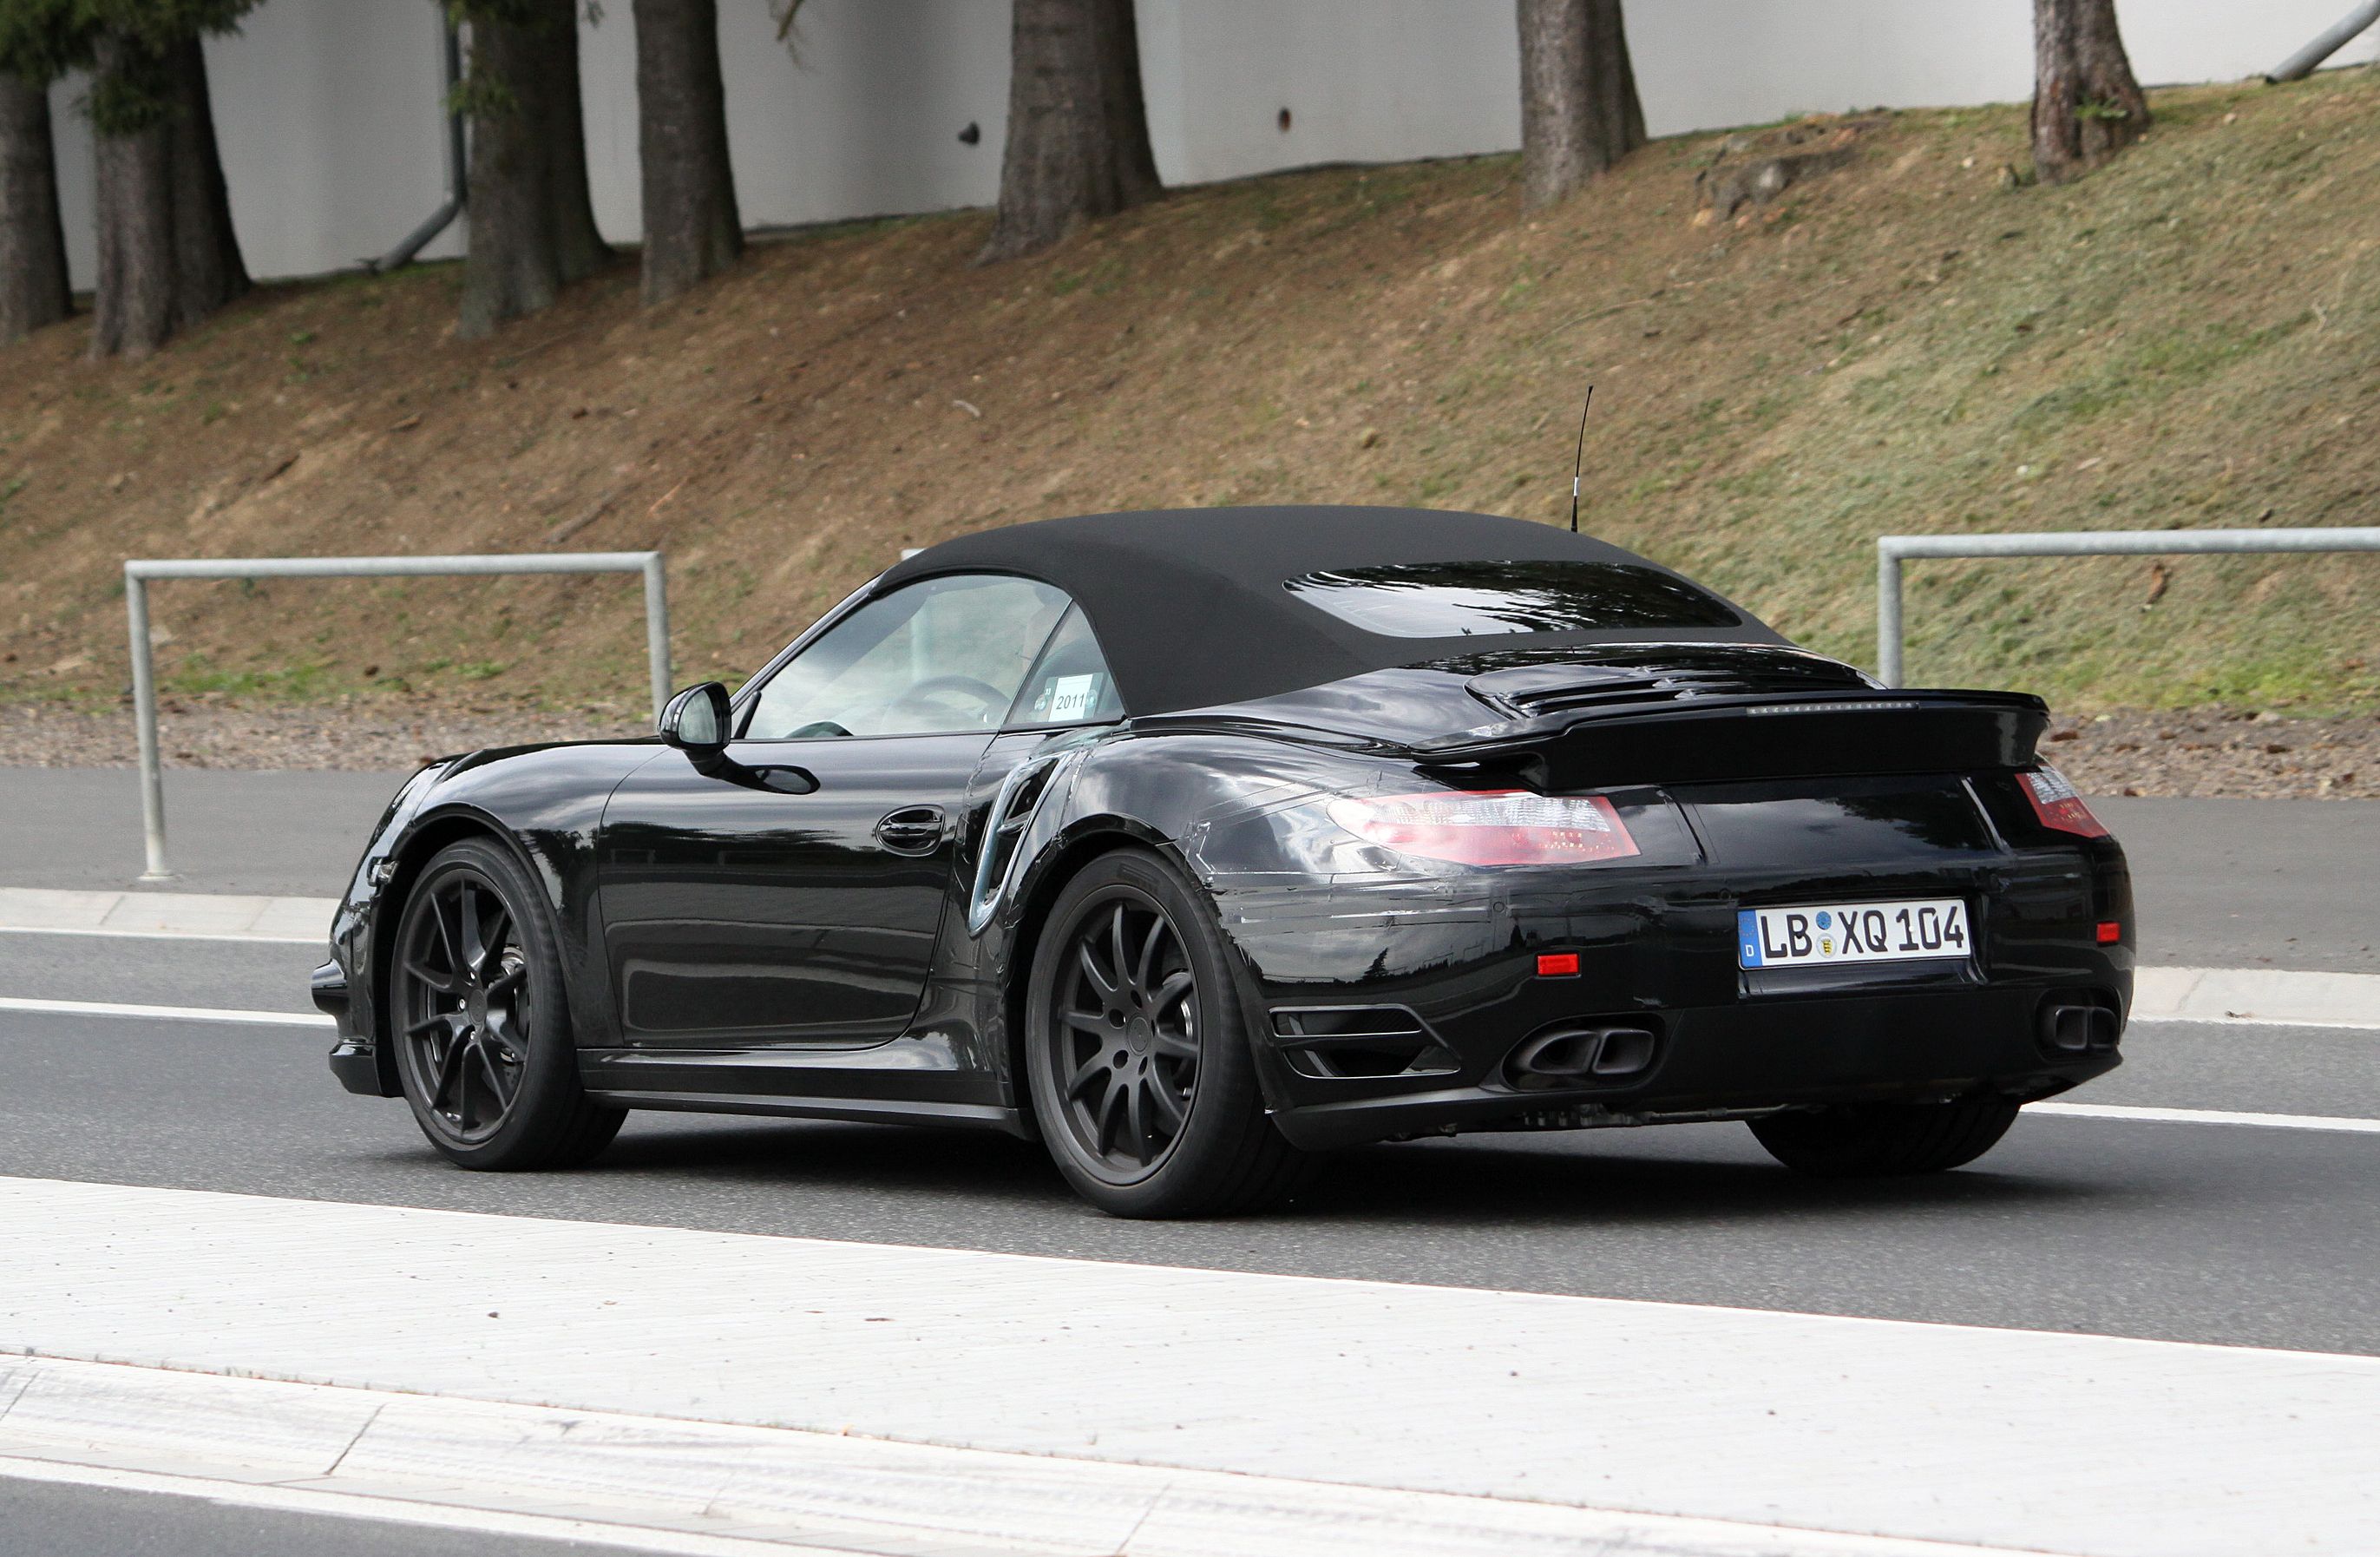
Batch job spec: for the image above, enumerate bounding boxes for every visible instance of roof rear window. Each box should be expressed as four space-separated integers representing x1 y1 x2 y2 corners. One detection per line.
1283 560 1739 638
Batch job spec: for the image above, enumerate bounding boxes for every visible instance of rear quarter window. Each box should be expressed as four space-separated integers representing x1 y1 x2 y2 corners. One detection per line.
1283 560 1740 638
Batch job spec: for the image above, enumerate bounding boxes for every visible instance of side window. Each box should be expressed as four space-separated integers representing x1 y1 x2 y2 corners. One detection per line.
744 574 1070 739
1007 606 1124 727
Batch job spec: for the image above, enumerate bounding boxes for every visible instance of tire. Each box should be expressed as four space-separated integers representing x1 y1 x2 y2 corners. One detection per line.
1023 848 1310 1218
388 838 625 1171
1747 1097 2019 1178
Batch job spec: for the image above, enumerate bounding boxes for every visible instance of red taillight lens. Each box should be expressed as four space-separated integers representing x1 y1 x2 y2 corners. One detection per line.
2020 766 2109 838
2096 921 2122 944
1328 790 1640 867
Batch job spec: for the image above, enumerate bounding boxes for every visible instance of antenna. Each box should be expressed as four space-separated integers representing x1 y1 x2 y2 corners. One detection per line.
1567 384 1594 534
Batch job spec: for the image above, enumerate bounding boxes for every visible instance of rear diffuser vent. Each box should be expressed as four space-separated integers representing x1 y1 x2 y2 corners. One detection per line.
1272 1006 1459 1080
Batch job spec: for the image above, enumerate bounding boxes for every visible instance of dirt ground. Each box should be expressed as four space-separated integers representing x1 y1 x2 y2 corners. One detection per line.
3 695 2370 800
4 74 2379 726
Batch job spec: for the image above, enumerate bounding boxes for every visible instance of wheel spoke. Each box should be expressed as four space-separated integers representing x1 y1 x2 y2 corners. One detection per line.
456 884 488 984
1077 941 1118 1000
476 1042 516 1108
480 910 514 982
485 968 525 1002
1094 1078 1128 1158
429 890 463 983
1133 915 1166 1002
1147 969 1194 1018
403 959 460 995
1150 1028 1199 1061
1145 1074 1185 1133
431 1035 468 1114
1060 1009 1110 1038
403 1010 457 1038
1066 1054 1109 1100
1124 1074 1151 1164
1110 905 1133 1001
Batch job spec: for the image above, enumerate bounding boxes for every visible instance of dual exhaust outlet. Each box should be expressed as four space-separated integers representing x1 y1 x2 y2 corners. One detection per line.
1507 1022 1659 1089
2039 997 2121 1055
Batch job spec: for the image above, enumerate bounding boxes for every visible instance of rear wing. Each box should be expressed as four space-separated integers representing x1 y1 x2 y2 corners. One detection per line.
1404 688 2049 791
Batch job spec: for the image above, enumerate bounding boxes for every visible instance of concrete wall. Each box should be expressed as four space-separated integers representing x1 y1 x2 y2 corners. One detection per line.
43 0 2380 288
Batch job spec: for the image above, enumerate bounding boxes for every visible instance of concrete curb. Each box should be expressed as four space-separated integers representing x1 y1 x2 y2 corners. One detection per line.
2132 965 2380 1028
0 1355 2023 1557
0 886 336 943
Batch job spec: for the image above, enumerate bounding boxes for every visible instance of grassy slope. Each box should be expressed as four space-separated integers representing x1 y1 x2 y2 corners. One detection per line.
3 72 2377 716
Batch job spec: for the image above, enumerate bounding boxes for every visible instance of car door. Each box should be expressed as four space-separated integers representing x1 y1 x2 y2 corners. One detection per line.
597 573 1072 1049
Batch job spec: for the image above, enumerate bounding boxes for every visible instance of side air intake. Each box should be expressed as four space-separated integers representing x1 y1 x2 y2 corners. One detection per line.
1272 1007 1460 1080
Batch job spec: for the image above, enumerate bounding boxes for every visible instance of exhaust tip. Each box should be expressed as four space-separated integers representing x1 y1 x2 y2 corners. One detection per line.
2038 993 2121 1056
1507 1022 1660 1090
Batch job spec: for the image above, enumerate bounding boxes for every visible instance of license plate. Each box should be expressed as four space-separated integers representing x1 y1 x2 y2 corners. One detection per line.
1737 898 1971 969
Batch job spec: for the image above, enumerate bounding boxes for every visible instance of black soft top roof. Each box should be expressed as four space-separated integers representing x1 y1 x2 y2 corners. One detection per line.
875 505 1781 716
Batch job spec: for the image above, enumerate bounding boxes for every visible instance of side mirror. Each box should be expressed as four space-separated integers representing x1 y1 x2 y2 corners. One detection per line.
658 682 732 755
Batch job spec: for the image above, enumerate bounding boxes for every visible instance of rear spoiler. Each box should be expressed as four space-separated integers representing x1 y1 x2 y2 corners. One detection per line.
1404 688 2049 791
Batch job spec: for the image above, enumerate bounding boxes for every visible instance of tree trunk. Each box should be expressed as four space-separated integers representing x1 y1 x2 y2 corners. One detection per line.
1516 0 1646 211
1092 0 1160 209
0 71 71 343
459 0 612 338
2032 0 2149 185
544 7 611 286
88 35 249 360
634 0 742 305
979 0 1158 264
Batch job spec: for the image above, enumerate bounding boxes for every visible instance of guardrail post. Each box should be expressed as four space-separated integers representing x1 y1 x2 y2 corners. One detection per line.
1875 542 1904 689
1874 527 2380 693
124 566 174 882
642 553 672 721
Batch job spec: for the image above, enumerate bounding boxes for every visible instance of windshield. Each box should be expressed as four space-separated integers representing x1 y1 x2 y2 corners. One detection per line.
1283 560 1739 638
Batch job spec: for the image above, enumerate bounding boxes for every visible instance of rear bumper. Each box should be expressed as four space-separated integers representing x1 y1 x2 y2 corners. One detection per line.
1266 979 2121 1150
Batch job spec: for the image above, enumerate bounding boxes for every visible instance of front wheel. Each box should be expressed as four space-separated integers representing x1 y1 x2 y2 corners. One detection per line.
1024 849 1308 1218
389 838 625 1171
1747 1097 2018 1178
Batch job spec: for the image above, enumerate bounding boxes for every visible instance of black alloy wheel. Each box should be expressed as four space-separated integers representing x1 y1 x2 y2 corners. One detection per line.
390 838 624 1170
1025 849 1309 1218
1051 890 1202 1175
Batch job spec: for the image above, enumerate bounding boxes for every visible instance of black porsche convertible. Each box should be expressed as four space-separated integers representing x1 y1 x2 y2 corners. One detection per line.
315 506 2131 1216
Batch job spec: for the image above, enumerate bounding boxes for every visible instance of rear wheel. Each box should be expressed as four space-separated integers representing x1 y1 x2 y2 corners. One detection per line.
389 838 625 1171
1024 849 1308 1218
1747 1097 2018 1178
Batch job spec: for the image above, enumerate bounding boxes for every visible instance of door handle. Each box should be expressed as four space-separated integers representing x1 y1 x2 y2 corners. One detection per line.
874 805 947 855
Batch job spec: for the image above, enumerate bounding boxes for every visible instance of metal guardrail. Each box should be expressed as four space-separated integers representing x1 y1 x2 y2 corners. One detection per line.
124 552 671 882
1874 528 2380 687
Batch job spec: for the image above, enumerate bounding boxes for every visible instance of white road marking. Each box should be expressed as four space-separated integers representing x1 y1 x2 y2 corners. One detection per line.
2 1177 2376 1557
0 996 331 1028
0 1358 2082 1557
0 924 325 944
2029 1100 2380 1134
4 997 2376 1142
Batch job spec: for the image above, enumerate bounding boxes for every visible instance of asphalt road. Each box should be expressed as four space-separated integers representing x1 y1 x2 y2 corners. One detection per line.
0 1477 621 1557
5 786 2377 1554
2 969 2374 1359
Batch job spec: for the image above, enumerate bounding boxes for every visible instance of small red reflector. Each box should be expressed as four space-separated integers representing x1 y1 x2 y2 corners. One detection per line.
2096 922 2122 944
1537 952 1581 977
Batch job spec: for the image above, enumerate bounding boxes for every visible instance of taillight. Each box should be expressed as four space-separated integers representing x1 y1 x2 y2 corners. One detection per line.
2020 765 2109 838
1328 790 1640 867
